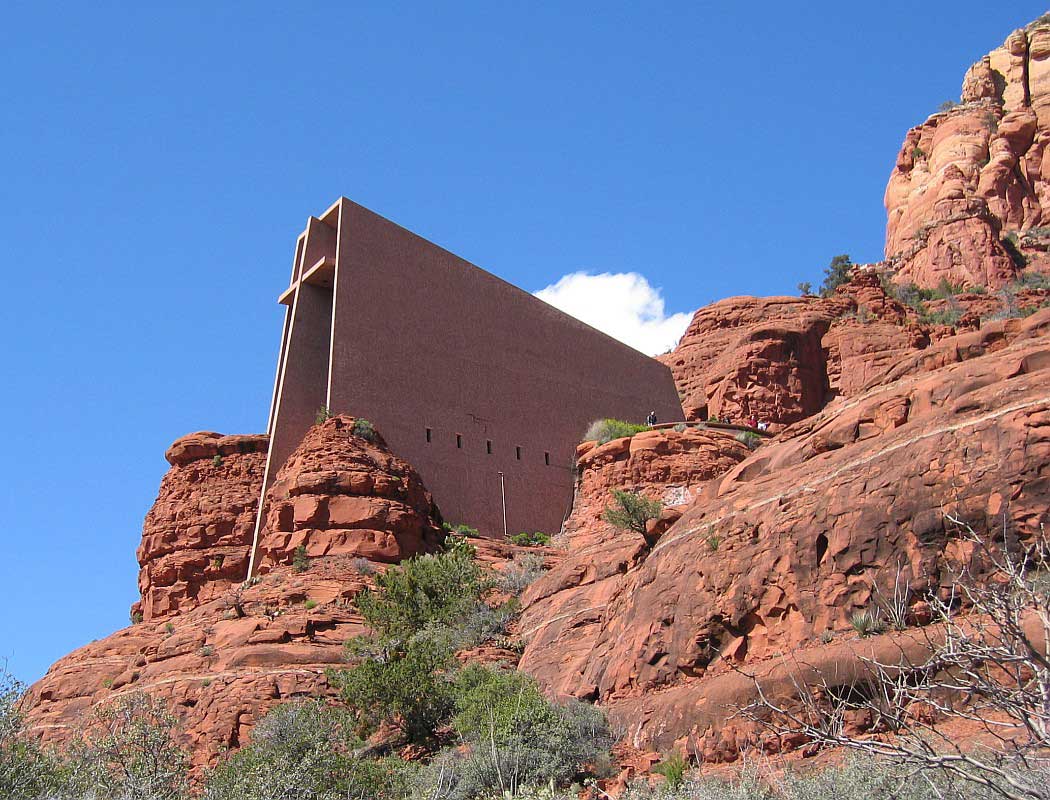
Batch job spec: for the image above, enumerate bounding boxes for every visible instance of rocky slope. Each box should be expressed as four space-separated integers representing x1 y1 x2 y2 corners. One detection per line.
885 17 1050 287
522 308 1050 758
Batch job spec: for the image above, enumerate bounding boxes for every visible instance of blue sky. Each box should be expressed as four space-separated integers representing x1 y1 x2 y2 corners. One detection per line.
1 1 1045 684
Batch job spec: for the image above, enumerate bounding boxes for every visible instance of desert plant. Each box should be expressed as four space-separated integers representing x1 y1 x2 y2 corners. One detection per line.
130 611 143 625
797 281 812 296
499 552 547 595
602 489 663 549
199 644 214 657
673 422 688 433
330 634 457 744
304 600 318 610
1014 270 1050 290
352 417 376 441
820 254 853 297
912 145 927 161
652 751 689 789
293 544 310 573
164 622 175 634
203 699 413 800
211 454 223 468
736 431 762 450
939 99 959 112
509 531 552 547
0 667 58 799
582 418 648 444
314 405 331 424
707 535 722 552
442 521 482 539
352 556 375 575
429 665 614 798
847 608 883 638
63 693 189 800
353 545 489 639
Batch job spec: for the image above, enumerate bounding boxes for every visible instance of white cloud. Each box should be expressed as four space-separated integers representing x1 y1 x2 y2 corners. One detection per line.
534 271 692 356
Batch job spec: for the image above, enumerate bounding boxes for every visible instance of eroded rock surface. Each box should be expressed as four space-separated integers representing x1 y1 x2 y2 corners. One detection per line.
521 309 1050 758
136 432 269 621
886 19 1050 286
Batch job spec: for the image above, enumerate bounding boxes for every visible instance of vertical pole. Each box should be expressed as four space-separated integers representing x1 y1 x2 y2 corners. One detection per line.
498 471 508 540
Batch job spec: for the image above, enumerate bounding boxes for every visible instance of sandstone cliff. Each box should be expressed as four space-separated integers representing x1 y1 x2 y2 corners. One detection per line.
886 17 1050 287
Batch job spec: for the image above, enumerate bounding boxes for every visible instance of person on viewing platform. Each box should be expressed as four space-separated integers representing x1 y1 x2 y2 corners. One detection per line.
646 410 657 427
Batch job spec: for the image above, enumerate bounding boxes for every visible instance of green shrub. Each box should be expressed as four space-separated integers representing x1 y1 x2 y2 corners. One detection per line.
304 599 318 610
0 668 59 799
431 665 614 797
797 281 812 296
911 145 926 161
211 454 223 468
509 531 552 547
329 635 457 743
164 622 175 634
849 609 884 638
203 700 413 800
820 254 853 297
293 544 310 573
603 489 663 548
735 431 762 450
351 556 375 575
652 751 689 789
351 417 376 442
498 552 547 595
64 693 189 800
583 418 648 444
443 521 481 538
354 545 489 639
130 610 143 625
939 99 959 112
315 405 331 424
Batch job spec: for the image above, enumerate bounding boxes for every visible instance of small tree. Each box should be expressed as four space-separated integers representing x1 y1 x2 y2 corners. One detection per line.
602 489 662 548
0 668 57 799
65 693 189 800
820 254 853 297
797 281 813 296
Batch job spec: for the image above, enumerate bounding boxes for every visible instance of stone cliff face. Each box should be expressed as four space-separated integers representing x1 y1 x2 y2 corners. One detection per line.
886 18 1050 287
522 308 1050 759
657 271 1039 427
136 432 269 621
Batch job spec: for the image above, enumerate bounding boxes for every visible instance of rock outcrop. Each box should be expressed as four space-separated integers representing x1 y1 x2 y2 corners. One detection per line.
885 19 1050 287
254 416 445 569
24 417 447 770
520 309 1050 758
136 432 269 621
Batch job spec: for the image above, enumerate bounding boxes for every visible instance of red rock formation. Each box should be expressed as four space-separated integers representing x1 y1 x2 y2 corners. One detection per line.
24 417 447 770
136 432 269 621
520 309 1050 758
885 19 1050 287
254 416 444 569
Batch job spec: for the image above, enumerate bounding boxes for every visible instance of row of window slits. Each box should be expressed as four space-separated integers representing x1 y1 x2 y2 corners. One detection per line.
425 427 550 465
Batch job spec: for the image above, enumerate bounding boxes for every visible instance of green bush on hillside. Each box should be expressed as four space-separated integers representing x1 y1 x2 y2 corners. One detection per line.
583 418 648 444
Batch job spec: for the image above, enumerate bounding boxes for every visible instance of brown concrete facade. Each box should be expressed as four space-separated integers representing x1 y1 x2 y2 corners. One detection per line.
248 198 681 573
